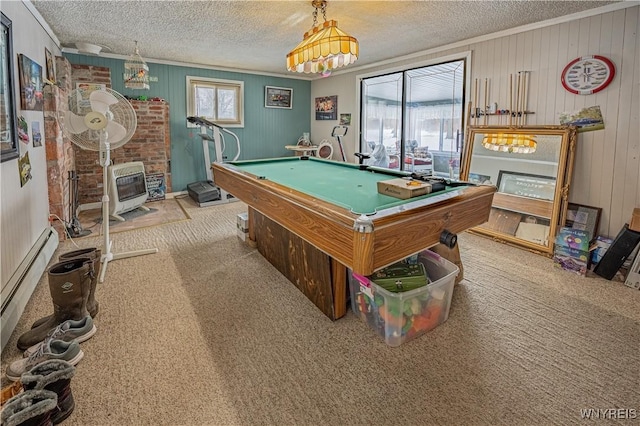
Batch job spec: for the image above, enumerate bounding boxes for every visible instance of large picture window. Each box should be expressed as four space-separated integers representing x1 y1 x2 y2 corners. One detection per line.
186 76 244 127
359 55 468 178
1 12 19 162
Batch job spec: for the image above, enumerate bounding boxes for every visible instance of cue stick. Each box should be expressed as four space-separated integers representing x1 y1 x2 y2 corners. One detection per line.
519 71 524 126
484 78 488 125
522 71 529 125
509 74 513 126
473 78 478 125
515 72 521 126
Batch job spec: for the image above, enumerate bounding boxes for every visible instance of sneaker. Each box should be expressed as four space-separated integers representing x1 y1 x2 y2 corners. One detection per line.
23 316 96 358
6 340 83 381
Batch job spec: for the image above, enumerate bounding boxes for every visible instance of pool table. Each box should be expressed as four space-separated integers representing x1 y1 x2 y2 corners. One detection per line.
212 157 496 320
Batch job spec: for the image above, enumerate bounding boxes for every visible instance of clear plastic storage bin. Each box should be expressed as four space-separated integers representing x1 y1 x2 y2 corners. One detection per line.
350 250 459 347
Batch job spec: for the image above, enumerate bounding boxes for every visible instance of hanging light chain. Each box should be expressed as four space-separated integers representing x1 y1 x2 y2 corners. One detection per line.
311 0 327 27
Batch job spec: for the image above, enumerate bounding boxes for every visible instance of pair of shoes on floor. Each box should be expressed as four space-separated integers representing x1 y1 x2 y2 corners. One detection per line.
6 340 84 382
5 319 92 382
22 316 96 358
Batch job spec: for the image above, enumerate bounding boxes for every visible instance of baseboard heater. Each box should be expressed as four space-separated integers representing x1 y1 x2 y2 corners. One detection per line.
1 227 59 351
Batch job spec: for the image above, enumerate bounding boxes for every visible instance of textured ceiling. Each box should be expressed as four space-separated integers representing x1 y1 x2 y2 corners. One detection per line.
31 0 620 78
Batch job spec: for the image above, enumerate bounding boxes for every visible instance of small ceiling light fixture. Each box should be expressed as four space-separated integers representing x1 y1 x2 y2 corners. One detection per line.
124 41 150 90
482 133 537 154
75 42 103 55
286 0 358 75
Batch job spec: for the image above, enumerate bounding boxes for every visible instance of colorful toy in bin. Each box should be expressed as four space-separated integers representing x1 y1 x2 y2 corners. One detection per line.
349 250 458 347
368 260 429 292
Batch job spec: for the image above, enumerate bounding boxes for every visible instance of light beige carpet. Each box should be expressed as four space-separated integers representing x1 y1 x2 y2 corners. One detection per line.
2 197 638 426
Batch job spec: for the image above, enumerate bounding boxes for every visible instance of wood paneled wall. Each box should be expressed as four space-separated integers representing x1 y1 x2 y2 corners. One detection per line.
313 5 639 238
470 7 639 238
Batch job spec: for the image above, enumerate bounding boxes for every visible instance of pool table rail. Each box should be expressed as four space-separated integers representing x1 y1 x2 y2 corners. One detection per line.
213 161 496 276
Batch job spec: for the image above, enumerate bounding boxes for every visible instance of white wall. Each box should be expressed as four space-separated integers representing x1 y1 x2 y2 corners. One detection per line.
1 1 60 347
311 4 639 238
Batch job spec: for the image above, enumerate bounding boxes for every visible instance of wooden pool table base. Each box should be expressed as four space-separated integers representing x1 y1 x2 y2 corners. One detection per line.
249 207 346 320
249 207 462 320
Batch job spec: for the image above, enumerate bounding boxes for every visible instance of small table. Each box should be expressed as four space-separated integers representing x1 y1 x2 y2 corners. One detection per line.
285 144 319 156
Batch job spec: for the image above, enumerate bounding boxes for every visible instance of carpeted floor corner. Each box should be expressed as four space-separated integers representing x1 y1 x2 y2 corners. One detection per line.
2 198 638 425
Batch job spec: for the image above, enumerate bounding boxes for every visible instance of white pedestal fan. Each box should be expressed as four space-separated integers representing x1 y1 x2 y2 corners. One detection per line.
65 88 158 283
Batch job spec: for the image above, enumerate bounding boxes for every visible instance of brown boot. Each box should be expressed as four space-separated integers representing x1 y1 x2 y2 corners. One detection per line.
17 258 93 351
0 389 58 426
21 360 76 424
30 248 101 329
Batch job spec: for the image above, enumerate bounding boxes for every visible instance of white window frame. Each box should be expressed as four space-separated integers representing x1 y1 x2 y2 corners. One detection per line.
186 76 244 128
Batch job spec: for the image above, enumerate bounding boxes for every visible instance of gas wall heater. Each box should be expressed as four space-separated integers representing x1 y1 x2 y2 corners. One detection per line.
107 161 149 221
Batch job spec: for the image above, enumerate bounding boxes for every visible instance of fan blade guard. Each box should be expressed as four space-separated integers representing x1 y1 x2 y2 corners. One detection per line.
90 90 119 115
65 111 89 134
106 121 128 145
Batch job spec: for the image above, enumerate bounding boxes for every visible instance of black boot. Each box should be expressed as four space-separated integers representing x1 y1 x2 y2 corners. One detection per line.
20 360 76 424
31 248 101 329
0 389 58 426
17 258 93 350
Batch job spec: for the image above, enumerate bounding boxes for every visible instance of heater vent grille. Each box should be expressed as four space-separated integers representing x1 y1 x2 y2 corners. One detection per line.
112 164 147 178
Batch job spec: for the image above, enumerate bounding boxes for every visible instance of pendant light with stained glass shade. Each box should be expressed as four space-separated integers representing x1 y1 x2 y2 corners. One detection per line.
286 0 358 75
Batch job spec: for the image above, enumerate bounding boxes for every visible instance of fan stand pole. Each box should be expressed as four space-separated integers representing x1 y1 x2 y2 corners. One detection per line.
99 143 158 283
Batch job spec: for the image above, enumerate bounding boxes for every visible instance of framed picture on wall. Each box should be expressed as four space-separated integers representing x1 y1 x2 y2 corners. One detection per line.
315 95 337 120
18 54 44 111
1 12 19 162
265 86 292 109
45 47 55 82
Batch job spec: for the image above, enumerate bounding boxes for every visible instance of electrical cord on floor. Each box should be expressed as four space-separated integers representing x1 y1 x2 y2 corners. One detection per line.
48 214 82 249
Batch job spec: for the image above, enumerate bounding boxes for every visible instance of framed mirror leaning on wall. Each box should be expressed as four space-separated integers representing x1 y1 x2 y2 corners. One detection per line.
461 125 577 255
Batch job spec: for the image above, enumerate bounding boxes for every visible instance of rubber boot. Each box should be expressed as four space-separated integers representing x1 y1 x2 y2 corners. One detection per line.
21 360 76 424
17 258 93 351
30 248 101 329
0 389 58 426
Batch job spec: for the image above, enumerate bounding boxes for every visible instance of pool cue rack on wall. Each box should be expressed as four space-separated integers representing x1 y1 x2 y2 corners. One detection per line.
468 72 535 126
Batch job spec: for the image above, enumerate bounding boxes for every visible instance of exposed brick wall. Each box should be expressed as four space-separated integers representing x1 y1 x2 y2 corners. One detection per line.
74 99 170 204
70 64 111 88
44 62 171 238
68 64 171 205
44 57 76 240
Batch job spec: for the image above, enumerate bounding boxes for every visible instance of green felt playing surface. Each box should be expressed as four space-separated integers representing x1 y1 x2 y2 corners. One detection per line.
228 157 459 215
